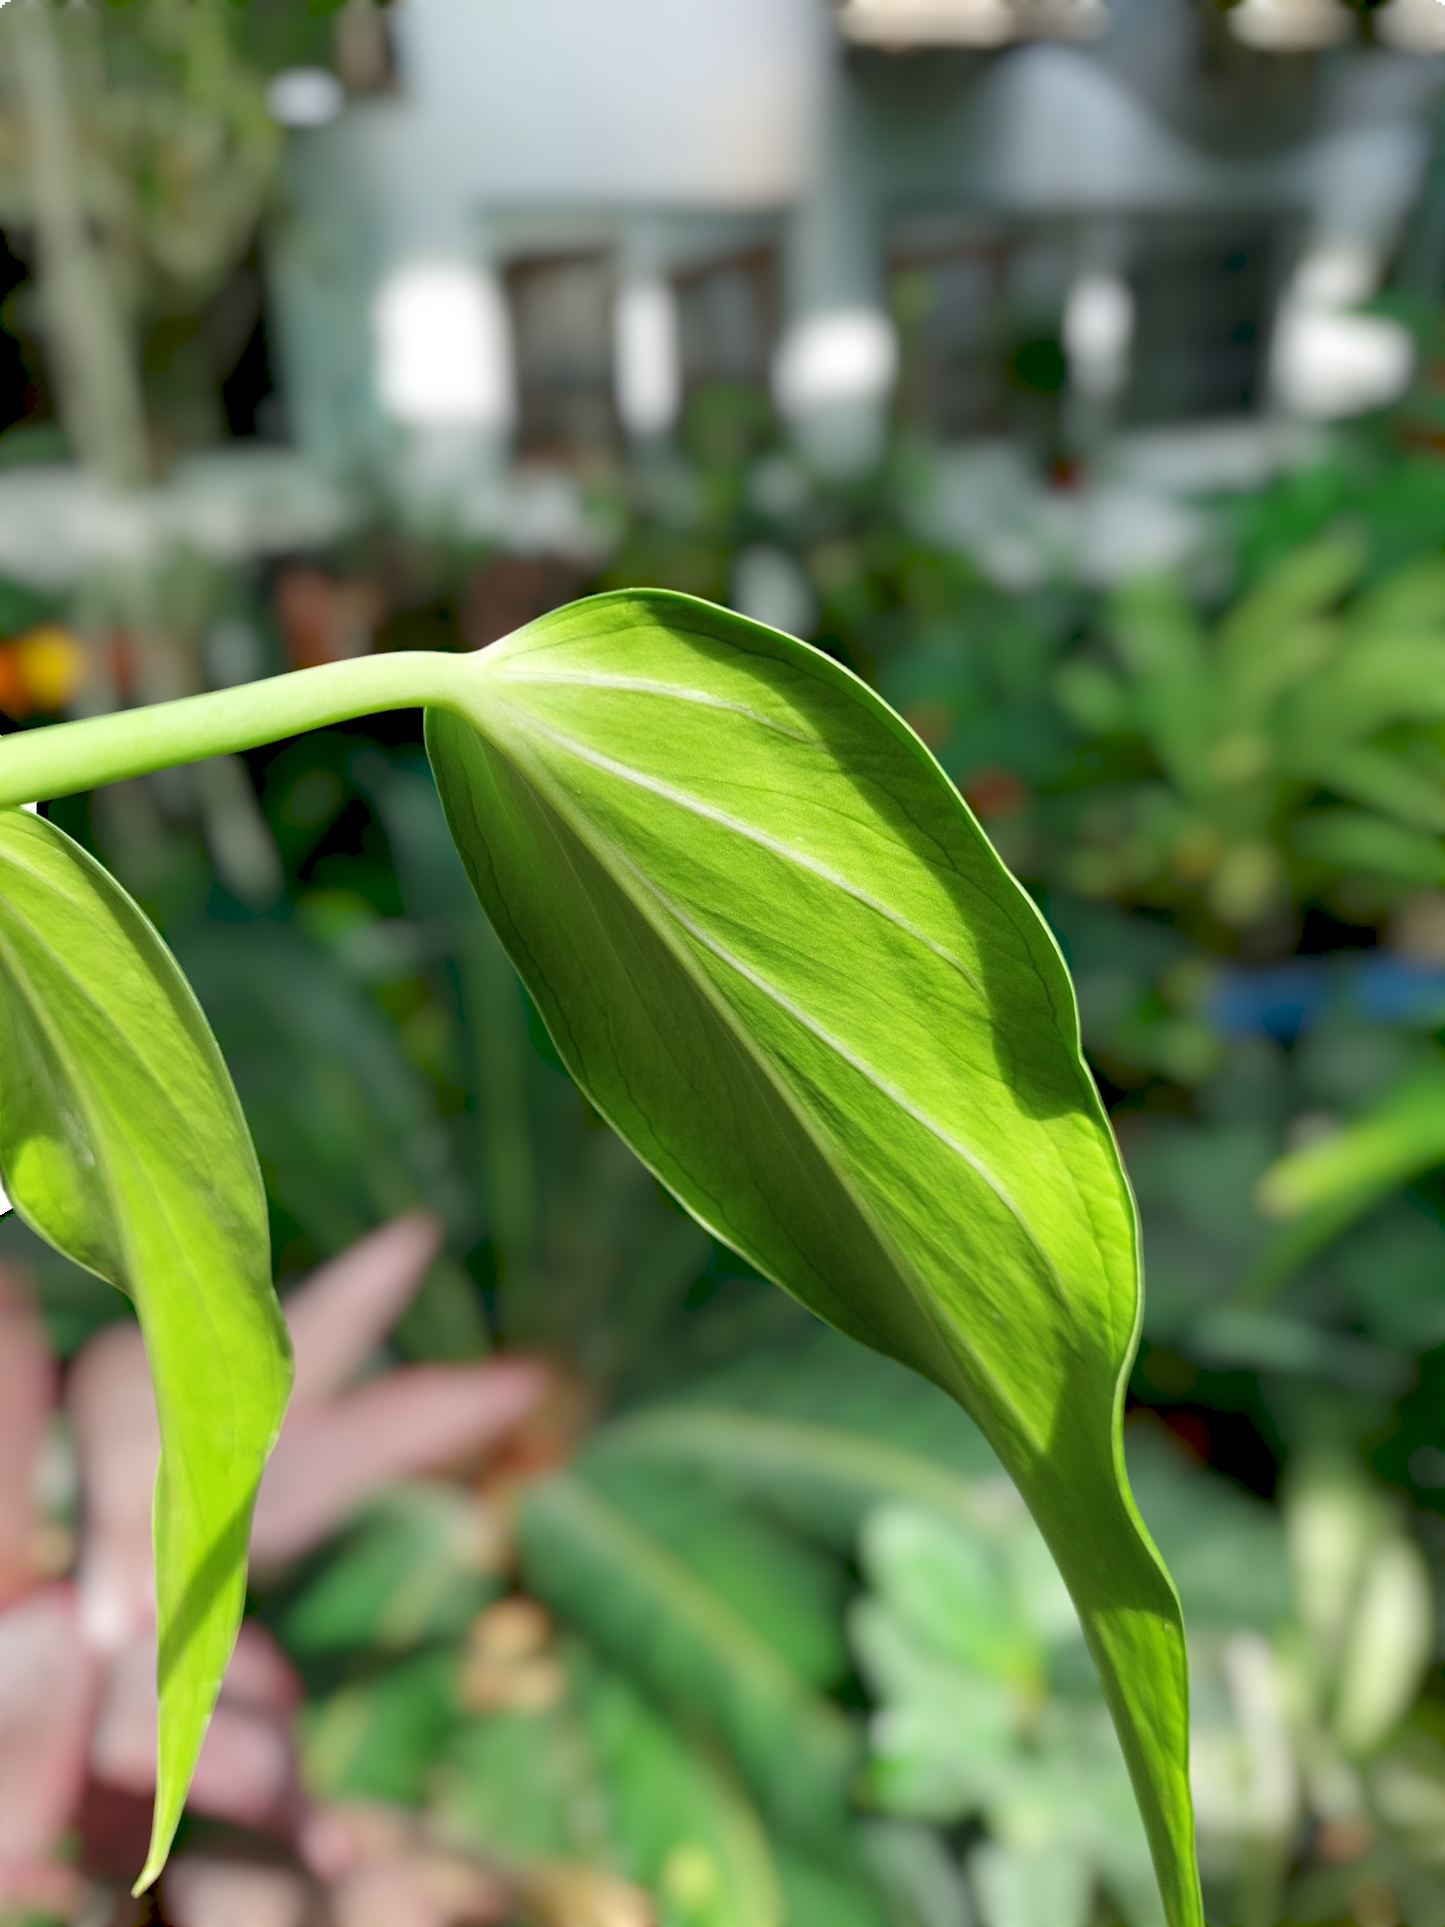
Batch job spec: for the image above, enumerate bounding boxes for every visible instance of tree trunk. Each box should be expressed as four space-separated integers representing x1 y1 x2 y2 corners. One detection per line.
10 0 150 489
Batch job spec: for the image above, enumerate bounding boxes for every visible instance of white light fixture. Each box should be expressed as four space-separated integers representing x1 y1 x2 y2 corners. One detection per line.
1274 312 1413 419
1290 244 1376 311
773 310 898 420
835 0 1108 46
264 67 346 130
614 279 681 439
1375 0 1445 55
773 310 898 480
731 545 817 638
1063 272 1134 401
1272 246 1414 421
1227 0 1354 52
372 262 515 431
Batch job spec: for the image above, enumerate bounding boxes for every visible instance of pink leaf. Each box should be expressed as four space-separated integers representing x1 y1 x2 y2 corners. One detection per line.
0 1585 101 1881
64 1213 453 1641
67 1323 158 1655
91 1630 302 1832
285 1212 445 1409
331 1856 507 1927
301 1804 507 1926
221 1619 304 1717
251 1359 547 1566
88 1633 161 1793
164 1854 316 1927
0 1266 56 1607
189 1703 300 1829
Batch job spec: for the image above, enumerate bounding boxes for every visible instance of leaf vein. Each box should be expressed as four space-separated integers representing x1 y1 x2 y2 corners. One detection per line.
493 668 815 742
510 716 987 1001
641 874 1071 1315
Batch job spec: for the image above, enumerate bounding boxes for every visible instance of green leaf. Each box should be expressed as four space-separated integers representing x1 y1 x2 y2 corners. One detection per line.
578 1454 851 1688
573 1646 788 1927
1105 577 1213 797
436 1639 790 1926
850 1588 1020 1821
774 1842 892 1927
594 1404 1000 1549
426 588 1201 1924
859 1503 1043 1687
302 1649 457 1806
655 1320 1002 1480
1240 1059 1445 1303
970 1840 1093 1927
1290 809 1445 886
862 1819 976 1927
519 1470 858 1850
180 923 474 1251
439 1699 597 1867
0 808 291 1890
1125 1428 1291 1635
271 1482 501 1655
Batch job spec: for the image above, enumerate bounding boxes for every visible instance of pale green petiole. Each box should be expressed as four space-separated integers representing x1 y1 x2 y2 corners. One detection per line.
0 651 475 809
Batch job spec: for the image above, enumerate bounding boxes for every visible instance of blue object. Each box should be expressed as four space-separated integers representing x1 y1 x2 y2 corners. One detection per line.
1208 961 1327 1042
1207 954 1445 1041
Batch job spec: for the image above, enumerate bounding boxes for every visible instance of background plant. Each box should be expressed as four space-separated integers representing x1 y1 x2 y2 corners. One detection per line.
0 583 1210 1925
9 371 1445 1927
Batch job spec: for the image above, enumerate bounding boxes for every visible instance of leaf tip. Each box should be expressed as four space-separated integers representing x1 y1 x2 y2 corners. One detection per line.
131 1857 162 1899
132 1789 183 1897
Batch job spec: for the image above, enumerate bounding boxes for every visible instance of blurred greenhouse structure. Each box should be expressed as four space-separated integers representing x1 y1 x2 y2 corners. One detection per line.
2 0 1445 570
12 3 1445 1927
273 0 1438 495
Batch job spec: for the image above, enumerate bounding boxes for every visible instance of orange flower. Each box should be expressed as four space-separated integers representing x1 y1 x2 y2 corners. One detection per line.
0 646 28 720
15 626 87 714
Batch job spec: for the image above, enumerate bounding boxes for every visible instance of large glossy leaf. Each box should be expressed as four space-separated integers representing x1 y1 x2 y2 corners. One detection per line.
428 588 1202 1925
0 808 291 1890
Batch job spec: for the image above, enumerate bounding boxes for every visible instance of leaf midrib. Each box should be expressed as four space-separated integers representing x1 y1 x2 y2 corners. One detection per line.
487 700 1068 1309
499 707 988 997
467 706 1039 1444
488 682 1130 1340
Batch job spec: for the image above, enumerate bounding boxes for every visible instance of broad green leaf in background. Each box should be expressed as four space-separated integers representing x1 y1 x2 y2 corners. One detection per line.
519 1470 858 1849
272 1483 502 1656
576 1455 852 1690
1243 1055 1445 1304
574 1647 789 1927
427 588 1203 1925
435 1641 789 1927
0 808 292 1891
1290 809 1445 887
594 1405 1002 1547
304 1650 458 1807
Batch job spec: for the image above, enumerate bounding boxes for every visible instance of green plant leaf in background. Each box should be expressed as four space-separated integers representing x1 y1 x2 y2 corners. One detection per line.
0 807 292 1891
426 587 1203 1925
1244 1055 1445 1304
519 1470 858 1851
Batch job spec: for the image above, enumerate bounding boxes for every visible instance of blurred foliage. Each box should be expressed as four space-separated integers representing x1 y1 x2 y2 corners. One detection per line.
10 14 1444 1922
579 395 1445 1920
0 0 380 473
14 383 1445 1923
0 0 282 468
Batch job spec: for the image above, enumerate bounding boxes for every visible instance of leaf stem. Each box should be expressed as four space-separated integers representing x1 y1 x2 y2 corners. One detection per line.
0 651 473 807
